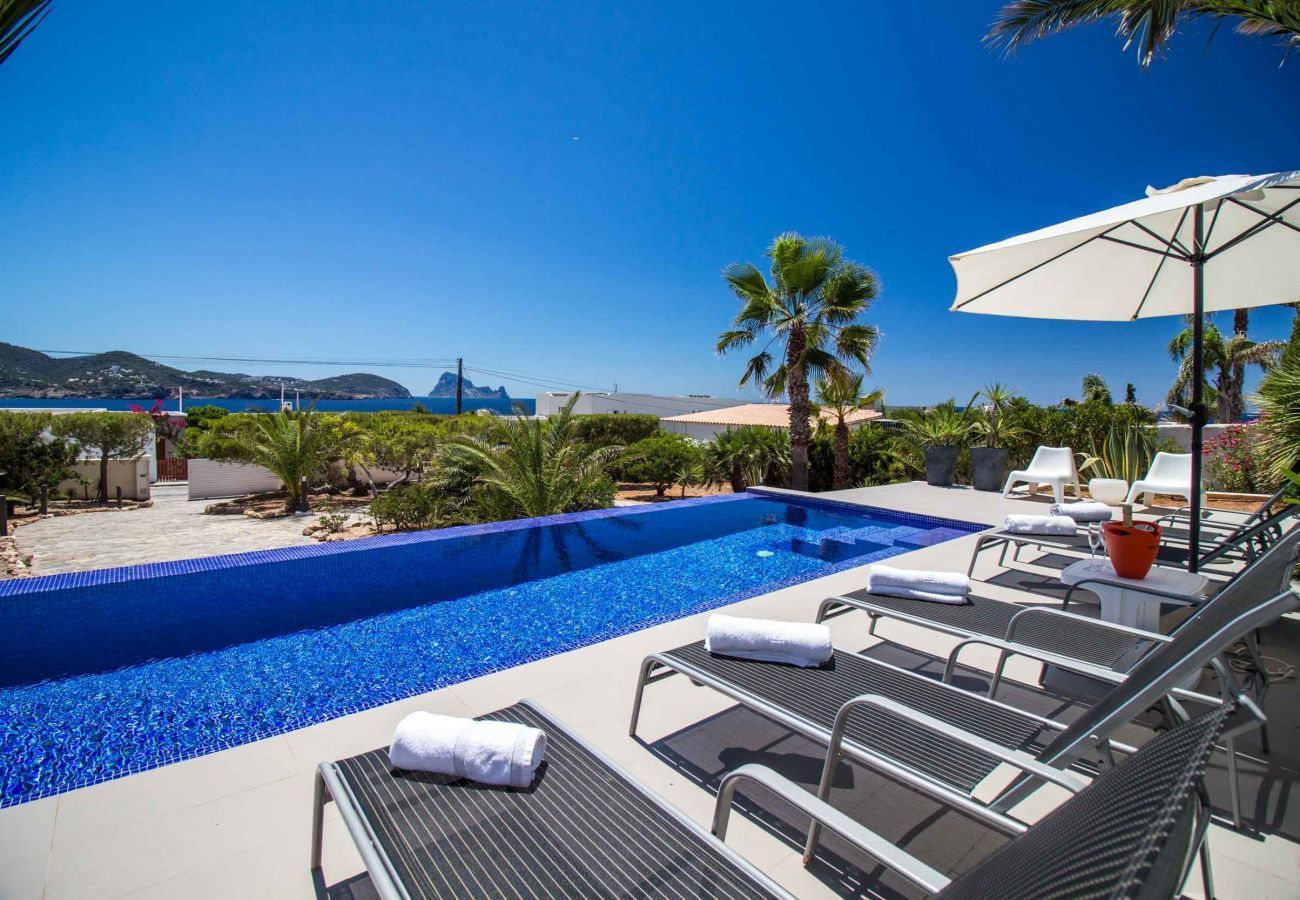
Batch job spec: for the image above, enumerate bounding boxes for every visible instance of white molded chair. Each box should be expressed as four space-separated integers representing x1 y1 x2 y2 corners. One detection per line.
1126 452 1196 506
1002 446 1080 504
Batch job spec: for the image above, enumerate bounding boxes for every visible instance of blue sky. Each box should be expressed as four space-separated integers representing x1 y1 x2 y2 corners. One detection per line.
3 2 1298 405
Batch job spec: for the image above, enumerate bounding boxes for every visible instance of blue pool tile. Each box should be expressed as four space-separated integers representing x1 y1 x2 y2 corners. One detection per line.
0 492 981 807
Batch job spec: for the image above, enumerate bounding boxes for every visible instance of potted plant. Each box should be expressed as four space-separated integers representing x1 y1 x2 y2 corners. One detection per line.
969 383 1020 492
901 400 971 487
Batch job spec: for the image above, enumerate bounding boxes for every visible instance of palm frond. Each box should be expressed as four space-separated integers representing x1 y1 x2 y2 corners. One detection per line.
0 0 52 67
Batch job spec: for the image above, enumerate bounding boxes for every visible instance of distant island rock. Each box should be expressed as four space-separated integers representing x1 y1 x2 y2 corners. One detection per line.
0 343 412 400
428 372 510 399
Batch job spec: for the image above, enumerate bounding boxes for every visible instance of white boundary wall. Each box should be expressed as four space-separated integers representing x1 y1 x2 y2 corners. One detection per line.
188 460 283 500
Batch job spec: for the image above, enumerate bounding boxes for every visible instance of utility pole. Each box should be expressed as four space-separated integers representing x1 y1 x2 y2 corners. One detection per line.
456 358 464 415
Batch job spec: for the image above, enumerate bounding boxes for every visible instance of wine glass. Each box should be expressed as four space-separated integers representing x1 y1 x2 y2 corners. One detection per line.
1087 523 1105 562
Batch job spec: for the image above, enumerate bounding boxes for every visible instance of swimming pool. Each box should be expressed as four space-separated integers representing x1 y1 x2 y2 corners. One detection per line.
0 491 981 806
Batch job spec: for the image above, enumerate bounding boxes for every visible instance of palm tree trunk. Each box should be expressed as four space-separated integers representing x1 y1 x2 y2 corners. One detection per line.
786 325 811 491
1228 308 1249 422
832 422 850 490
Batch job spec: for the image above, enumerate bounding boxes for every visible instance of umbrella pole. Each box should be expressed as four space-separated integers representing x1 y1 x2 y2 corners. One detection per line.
1188 203 1206 574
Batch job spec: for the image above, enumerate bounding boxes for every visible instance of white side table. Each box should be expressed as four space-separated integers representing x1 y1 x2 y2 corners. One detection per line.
1060 558 1209 632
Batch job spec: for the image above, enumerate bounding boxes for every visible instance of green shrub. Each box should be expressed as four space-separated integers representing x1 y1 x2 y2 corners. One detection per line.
621 433 701 496
708 427 791 491
370 483 440 532
572 414 660 448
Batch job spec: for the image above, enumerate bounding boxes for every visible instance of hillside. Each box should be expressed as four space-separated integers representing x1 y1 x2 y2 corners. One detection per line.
0 343 412 399
428 371 510 399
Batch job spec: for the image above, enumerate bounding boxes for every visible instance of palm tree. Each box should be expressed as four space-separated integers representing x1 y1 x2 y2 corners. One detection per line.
814 372 884 490
986 1 1300 68
1 0 52 67
1081 373 1112 404
1167 315 1282 421
708 427 792 492
439 394 623 519
1224 308 1285 422
227 406 334 512
718 233 880 491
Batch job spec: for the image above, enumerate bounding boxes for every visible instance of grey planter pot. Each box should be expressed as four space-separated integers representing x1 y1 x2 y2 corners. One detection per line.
923 446 959 487
970 446 1009 492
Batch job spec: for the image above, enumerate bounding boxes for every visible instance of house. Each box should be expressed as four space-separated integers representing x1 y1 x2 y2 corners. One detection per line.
534 391 745 418
660 402 882 440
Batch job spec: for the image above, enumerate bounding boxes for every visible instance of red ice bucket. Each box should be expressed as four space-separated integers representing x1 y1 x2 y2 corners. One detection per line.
1102 521 1162 579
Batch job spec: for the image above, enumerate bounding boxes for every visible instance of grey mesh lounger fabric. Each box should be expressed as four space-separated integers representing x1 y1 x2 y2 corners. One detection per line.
311 701 792 899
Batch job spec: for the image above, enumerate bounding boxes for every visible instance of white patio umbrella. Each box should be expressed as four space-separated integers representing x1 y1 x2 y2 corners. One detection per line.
949 170 1300 571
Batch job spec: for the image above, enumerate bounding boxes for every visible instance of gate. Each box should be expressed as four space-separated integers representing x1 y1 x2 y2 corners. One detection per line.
157 457 189 483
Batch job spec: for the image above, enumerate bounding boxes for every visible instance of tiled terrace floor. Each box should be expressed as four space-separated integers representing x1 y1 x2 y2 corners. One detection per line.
1 482 1297 898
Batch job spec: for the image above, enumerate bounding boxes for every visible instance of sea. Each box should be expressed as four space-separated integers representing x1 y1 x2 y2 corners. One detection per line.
0 397 535 415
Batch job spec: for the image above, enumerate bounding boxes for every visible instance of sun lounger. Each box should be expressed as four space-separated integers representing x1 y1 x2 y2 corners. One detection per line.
311 701 798 899
966 500 1298 580
632 533 1299 828
773 698 1253 895
823 514 1299 690
1002 446 1081 505
311 699 1250 900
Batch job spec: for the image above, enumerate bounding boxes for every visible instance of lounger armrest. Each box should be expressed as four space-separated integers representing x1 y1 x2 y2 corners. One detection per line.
1064 578 1204 609
835 694 1091 794
1005 605 1175 644
942 635 1223 710
712 764 952 894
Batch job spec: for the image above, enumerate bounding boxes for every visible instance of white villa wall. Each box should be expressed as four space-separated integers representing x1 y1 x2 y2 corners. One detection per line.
659 420 734 441
188 460 285 500
534 392 745 418
1156 423 1233 451
188 460 407 500
58 458 151 501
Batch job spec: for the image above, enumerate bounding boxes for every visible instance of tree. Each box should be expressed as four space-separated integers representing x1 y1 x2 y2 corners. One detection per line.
51 412 155 503
1167 315 1281 421
707 427 791 492
1254 348 1300 478
353 413 442 492
987 1 1300 68
622 432 701 497
1 0 52 67
1223 308 1284 422
439 393 623 519
0 411 77 511
1125 383 1137 404
1081 373 1112 405
718 233 880 491
814 372 884 490
214 406 336 512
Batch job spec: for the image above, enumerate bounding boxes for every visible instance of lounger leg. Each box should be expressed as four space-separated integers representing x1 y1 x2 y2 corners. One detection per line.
628 658 662 737
986 650 1008 699
311 769 328 872
803 739 842 864
1225 735 1243 829
867 612 879 636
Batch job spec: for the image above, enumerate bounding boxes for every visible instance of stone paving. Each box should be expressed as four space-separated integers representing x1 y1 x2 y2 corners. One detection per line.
10 484 331 575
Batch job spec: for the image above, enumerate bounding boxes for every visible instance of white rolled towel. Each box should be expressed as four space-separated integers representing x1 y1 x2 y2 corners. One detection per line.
867 564 969 596
389 712 547 788
1050 501 1114 523
705 614 832 667
1004 514 1077 536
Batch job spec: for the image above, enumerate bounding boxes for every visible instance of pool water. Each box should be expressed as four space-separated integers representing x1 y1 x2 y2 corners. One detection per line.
0 492 979 806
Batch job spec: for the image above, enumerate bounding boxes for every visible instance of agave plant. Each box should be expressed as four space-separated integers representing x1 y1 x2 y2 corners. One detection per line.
1077 423 1156 484
438 393 623 519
